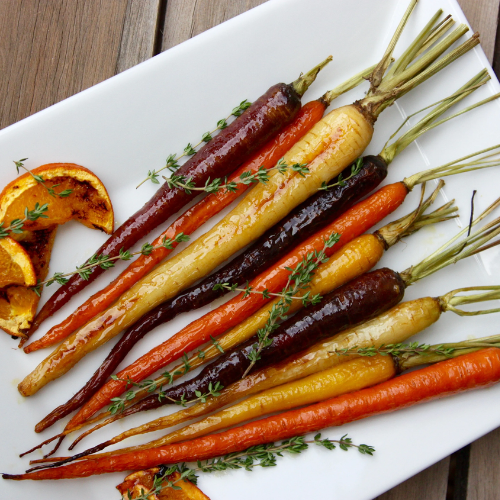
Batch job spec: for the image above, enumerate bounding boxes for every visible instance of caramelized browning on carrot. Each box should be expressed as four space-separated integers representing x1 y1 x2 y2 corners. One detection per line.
26 100 327 355
66 182 405 429
7 349 500 480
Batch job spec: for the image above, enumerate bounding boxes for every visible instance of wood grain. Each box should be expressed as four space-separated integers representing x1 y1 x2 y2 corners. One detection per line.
467 427 500 500
0 0 130 130
162 0 268 50
375 458 451 500
117 0 162 73
459 0 499 62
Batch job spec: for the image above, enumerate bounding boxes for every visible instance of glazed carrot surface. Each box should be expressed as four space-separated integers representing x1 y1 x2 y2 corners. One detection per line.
25 100 327 354
67 182 407 428
18 103 374 399
7 348 500 480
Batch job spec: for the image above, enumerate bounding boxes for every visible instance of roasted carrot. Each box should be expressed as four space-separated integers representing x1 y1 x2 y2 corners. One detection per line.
18 17 477 397
25 99 328 354
30 286 500 463
27 57 332 336
90 287 499 458
87 356 397 460
7 348 500 480
33 66 493 439
77 194 499 431
66 136 495 431
39 295 452 459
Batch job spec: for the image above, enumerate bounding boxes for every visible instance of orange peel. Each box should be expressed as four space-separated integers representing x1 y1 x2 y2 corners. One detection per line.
0 227 57 338
0 163 114 233
116 468 210 500
0 162 114 338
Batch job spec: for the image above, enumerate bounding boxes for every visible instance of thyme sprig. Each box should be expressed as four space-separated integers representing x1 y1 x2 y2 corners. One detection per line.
213 282 323 308
334 342 457 358
161 159 309 195
138 100 252 187
108 352 220 414
319 158 364 190
0 203 49 239
237 232 341 379
14 159 73 198
334 334 500 361
108 367 223 415
109 338 226 414
125 434 374 499
32 232 190 294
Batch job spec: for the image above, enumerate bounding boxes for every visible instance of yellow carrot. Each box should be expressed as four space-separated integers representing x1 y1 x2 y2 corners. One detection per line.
68 299 440 459
138 356 396 446
19 105 373 397
19 17 478 397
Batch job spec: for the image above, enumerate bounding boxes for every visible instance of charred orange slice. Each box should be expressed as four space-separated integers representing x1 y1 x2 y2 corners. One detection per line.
117 469 210 500
0 237 36 289
0 163 113 233
0 226 57 338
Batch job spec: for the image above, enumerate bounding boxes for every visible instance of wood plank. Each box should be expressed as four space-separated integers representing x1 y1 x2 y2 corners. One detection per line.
467 427 500 500
0 0 129 130
0 2 498 500
459 0 499 62
117 0 162 73
162 0 268 50
375 458 450 500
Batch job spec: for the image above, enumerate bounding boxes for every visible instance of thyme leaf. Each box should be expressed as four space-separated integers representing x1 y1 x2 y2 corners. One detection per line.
125 434 374 499
0 203 49 240
32 232 189 293
138 99 253 187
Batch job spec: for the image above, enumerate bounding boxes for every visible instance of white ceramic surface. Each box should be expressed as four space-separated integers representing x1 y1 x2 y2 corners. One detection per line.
1 0 499 498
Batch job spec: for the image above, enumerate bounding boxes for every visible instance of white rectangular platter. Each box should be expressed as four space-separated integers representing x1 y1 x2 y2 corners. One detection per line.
1 0 500 498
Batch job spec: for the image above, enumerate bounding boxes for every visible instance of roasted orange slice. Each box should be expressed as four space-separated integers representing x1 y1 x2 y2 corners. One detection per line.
0 162 113 338
0 163 113 233
117 469 210 500
0 226 57 338
0 237 36 289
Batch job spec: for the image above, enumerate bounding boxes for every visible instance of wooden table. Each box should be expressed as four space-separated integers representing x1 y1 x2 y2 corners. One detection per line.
1 1 499 498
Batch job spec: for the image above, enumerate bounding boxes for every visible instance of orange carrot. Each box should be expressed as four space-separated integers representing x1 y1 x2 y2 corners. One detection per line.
65 181 408 430
24 100 326 354
7 348 500 480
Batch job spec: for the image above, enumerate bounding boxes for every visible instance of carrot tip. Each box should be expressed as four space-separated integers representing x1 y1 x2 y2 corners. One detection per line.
2 474 22 480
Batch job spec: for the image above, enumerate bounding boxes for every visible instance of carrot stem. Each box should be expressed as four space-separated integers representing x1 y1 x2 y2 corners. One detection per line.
380 70 492 163
400 198 500 285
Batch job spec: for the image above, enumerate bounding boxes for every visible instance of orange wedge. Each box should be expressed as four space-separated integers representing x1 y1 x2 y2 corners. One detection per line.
0 163 113 233
0 227 57 338
0 237 36 289
0 162 114 338
117 469 210 500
